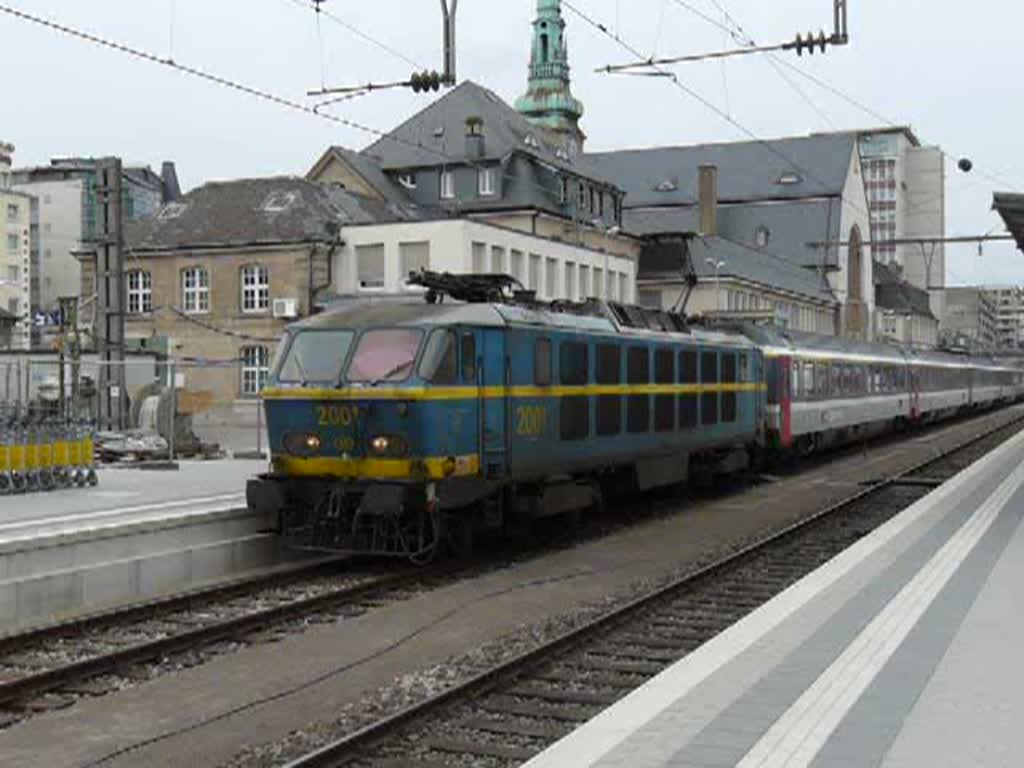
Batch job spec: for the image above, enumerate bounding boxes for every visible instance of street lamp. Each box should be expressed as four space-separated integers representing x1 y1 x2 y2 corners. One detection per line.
705 258 726 311
593 219 621 300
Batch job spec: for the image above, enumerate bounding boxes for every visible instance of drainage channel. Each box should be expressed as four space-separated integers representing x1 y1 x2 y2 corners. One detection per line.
277 415 1024 768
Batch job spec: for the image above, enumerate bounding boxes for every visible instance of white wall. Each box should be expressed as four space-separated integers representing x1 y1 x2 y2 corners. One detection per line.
0 189 32 349
13 179 83 312
904 146 946 299
834 147 875 338
335 219 637 303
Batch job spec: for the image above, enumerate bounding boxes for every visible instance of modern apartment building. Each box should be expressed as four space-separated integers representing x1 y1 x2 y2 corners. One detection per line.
0 143 32 350
981 285 1024 349
941 287 998 349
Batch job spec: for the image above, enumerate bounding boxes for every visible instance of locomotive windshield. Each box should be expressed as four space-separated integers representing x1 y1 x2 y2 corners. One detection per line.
346 329 423 384
276 330 354 385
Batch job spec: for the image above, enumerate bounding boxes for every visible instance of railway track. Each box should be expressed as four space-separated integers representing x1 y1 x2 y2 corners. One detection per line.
277 413 1024 768
0 558 443 723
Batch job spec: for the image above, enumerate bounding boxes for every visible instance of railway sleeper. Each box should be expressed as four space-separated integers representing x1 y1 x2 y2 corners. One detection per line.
457 716 572 740
534 667 647 689
425 737 539 761
479 696 595 722
588 644 682 662
573 656 666 675
507 683 622 707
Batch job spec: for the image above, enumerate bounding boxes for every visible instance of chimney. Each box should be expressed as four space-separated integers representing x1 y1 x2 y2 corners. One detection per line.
465 117 485 159
161 161 182 202
698 164 718 237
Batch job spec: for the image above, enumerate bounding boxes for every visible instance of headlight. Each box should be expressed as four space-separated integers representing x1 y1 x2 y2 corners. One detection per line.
283 433 322 457
368 435 409 457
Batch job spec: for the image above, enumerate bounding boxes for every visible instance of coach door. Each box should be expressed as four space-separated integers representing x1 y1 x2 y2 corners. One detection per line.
478 327 509 478
780 356 794 448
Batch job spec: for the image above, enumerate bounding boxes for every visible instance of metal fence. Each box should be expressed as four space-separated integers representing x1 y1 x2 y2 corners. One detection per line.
0 355 268 466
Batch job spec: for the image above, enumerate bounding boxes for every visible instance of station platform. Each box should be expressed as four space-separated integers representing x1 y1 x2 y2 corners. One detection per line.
0 459 262 544
526 426 1024 768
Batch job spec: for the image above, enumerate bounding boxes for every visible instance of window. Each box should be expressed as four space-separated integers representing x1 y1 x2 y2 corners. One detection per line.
239 264 270 311
347 329 423 382
491 246 505 274
594 268 603 298
440 170 455 199
679 348 699 431
6 233 17 252
579 266 590 299
619 273 628 303
560 341 589 441
559 177 569 205
241 345 270 396
182 267 210 314
399 241 430 281
545 258 557 298
478 168 496 196
461 333 477 382
535 338 552 386
126 270 152 315
6 203 18 221
8 297 18 316
701 351 719 426
509 250 525 282
472 242 487 273
655 348 675 432
7 266 18 282
565 262 576 300
529 254 541 290
398 173 416 189
420 329 457 385
596 343 622 436
722 353 737 423
276 330 354 384
627 347 650 434
356 245 386 289
589 187 597 215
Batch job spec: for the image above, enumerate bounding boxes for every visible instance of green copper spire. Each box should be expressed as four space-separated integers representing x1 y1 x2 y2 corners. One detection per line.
515 0 585 156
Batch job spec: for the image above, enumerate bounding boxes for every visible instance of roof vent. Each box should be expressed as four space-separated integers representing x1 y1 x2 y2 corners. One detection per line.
263 191 298 212
433 126 445 138
777 172 802 185
157 202 187 220
655 179 678 192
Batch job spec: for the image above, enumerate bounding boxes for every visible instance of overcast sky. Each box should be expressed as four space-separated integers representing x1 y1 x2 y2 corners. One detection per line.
3 0 1021 285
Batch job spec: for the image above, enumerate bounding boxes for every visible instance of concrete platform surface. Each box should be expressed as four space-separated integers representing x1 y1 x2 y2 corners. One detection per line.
0 459 263 544
526 417 1024 768
0 409 1018 768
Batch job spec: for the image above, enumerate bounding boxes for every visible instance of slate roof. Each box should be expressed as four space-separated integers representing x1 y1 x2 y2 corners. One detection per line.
994 193 1024 252
126 177 423 252
873 260 935 318
313 146 414 205
625 198 843 269
585 133 856 208
639 235 836 304
361 81 617 187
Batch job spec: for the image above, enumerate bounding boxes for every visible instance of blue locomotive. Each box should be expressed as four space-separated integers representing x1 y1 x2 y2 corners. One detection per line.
247 272 1023 560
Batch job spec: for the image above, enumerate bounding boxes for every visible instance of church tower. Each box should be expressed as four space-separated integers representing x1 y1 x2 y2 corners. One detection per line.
515 0 585 156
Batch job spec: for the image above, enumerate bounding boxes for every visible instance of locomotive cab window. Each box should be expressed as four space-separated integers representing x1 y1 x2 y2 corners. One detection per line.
275 330 354 385
701 351 718 426
627 347 650 433
419 329 457 385
596 343 622 436
560 341 590 441
461 333 477 382
535 338 552 386
347 329 423 383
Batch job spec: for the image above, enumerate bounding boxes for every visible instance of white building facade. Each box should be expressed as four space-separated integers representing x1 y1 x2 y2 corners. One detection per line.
335 218 637 303
0 143 32 349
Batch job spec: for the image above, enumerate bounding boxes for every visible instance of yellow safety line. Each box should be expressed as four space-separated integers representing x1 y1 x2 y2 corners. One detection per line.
262 383 766 402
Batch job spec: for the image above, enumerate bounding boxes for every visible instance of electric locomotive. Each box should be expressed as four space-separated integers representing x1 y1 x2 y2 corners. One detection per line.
248 272 766 560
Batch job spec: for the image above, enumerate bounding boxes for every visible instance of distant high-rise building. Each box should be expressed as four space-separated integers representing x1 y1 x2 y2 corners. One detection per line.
981 285 1024 349
0 142 33 349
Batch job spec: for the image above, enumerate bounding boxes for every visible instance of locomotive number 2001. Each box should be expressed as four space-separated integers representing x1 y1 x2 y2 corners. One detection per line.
515 405 548 436
316 405 360 427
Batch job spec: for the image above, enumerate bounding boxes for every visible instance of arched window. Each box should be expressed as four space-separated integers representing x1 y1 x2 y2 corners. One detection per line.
241 345 269 396
540 33 549 63
241 265 269 313
181 266 210 314
126 270 152 315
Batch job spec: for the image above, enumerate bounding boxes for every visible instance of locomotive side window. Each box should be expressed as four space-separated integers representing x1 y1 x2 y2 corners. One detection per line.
701 351 719 426
535 338 552 386
722 353 737 423
802 362 815 400
654 348 675 432
816 362 829 398
679 349 698 429
627 347 650 433
596 343 622 436
419 329 457 385
461 333 477 382
560 341 590 441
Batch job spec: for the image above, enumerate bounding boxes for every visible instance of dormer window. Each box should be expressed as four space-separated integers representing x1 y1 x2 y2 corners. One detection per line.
478 168 496 197
655 179 678 192
777 172 802 186
755 226 771 248
398 173 417 190
440 170 455 200
524 134 539 149
262 192 298 212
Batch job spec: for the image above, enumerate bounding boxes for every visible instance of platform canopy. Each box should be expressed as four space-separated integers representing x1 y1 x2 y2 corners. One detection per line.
993 193 1024 252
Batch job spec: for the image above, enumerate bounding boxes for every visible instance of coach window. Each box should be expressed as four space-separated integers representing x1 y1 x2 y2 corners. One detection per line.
790 361 801 401
830 364 842 397
802 363 815 401
627 347 651 433
722 353 738 423
739 353 749 383
654 348 675 432
816 362 829 398
560 341 590 441
679 348 699 429
419 329 458 385
701 351 719 426
535 338 552 386
596 343 622 436
461 333 477 382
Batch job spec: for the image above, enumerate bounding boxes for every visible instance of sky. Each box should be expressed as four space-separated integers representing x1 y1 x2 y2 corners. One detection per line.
2 0 1022 286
